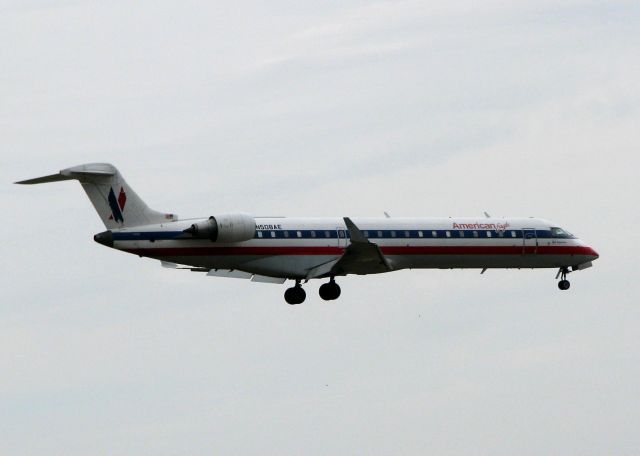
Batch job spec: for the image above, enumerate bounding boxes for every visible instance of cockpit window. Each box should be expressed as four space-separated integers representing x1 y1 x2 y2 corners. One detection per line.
550 227 574 238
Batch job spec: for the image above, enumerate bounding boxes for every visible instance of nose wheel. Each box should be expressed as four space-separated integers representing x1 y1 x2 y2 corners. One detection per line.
284 280 306 305
556 267 571 290
319 278 341 301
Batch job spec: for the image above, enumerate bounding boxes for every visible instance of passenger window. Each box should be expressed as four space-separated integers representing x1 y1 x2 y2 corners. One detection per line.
377 230 383 238
284 231 290 238
325 230 331 238
363 231 369 238
418 231 424 238
459 230 464 237
511 231 516 238
404 231 410 237
473 231 478 238
446 231 451 238
498 231 504 237
338 230 346 238
311 231 316 238
432 230 438 237
257 231 263 238
270 231 276 238
487 231 492 238
296 231 302 238
391 231 396 238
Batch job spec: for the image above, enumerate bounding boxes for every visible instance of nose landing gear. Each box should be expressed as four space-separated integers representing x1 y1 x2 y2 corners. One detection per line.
284 280 306 305
319 277 341 301
556 267 571 290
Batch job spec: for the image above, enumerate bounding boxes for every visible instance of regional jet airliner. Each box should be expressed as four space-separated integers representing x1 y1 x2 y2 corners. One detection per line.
17 164 599 304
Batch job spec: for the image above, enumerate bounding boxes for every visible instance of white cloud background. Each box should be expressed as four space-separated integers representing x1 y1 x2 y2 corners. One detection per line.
1 0 639 454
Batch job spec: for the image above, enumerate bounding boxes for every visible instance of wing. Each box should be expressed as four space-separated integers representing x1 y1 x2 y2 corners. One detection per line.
160 261 286 284
307 217 392 279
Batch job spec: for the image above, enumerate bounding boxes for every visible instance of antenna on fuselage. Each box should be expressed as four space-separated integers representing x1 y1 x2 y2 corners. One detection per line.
484 211 491 218
384 212 391 218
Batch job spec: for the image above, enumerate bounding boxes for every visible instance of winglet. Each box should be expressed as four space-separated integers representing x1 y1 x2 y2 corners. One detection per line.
343 217 368 243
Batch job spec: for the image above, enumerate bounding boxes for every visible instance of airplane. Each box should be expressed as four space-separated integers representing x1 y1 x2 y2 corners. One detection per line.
16 163 599 304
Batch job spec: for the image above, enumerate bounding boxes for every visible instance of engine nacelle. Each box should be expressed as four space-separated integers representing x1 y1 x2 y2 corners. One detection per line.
184 213 256 242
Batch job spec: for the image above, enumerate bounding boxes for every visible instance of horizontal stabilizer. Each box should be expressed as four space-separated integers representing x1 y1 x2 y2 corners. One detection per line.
15 163 116 185
15 174 75 185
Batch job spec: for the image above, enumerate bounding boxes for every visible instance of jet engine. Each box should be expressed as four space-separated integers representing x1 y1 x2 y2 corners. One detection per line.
184 214 255 242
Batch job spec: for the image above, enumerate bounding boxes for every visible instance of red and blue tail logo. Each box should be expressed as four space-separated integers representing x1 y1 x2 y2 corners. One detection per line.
108 187 127 222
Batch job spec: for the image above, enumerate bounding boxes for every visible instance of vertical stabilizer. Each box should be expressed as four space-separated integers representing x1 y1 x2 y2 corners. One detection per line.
16 163 176 228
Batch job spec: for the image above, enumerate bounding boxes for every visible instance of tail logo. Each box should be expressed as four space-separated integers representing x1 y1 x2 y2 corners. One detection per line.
108 187 127 223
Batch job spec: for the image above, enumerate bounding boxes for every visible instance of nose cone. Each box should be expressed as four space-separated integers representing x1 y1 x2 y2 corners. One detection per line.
586 246 599 261
94 230 113 247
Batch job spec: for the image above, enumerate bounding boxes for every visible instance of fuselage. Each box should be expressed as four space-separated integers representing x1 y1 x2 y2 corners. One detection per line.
18 163 600 303
100 217 599 279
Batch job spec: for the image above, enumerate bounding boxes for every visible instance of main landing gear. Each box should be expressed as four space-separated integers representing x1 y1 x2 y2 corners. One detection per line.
556 267 571 291
283 277 342 304
284 280 306 305
319 277 341 301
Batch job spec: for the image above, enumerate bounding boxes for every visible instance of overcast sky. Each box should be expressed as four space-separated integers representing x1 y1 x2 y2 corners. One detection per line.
2 1 639 454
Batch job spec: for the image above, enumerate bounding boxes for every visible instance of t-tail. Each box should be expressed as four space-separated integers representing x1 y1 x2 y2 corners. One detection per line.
15 163 176 228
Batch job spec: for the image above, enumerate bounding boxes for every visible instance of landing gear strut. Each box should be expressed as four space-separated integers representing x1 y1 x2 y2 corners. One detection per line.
556 267 571 290
284 280 306 305
319 277 341 301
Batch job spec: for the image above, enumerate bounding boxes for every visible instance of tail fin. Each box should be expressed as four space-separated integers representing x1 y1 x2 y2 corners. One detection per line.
16 163 177 228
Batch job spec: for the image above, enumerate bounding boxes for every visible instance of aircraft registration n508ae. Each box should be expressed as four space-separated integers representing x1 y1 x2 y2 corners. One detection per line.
17 163 599 304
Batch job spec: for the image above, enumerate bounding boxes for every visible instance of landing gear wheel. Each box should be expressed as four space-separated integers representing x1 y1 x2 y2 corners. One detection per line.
284 282 306 305
319 278 341 301
556 267 571 291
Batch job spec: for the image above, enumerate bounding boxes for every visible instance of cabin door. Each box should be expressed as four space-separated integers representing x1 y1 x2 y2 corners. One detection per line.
522 228 538 254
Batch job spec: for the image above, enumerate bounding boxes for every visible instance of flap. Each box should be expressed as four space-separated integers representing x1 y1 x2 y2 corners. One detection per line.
207 269 253 279
251 275 287 284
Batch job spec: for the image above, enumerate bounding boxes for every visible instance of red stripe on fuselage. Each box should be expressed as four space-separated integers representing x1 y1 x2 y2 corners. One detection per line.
381 245 597 256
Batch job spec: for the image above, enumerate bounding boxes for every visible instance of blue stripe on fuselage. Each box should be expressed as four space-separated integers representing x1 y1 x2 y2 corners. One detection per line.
111 229 569 242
